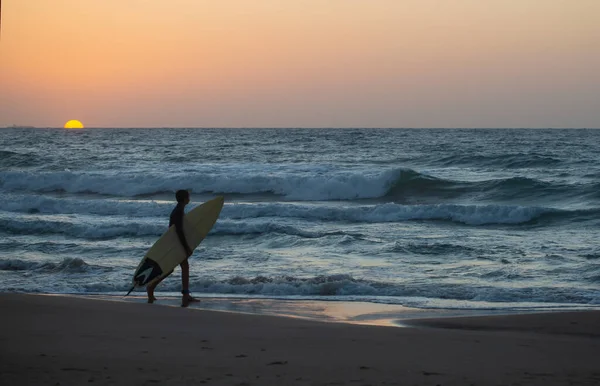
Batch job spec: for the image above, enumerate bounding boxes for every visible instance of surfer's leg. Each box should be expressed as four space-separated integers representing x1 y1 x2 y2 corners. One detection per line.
146 270 173 303
146 283 158 303
180 259 200 307
180 259 190 293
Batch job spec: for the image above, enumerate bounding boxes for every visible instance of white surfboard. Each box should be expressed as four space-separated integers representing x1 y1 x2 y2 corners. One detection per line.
129 196 224 290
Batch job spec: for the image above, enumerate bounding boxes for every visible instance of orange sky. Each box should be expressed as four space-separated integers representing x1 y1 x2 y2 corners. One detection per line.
1 0 599 128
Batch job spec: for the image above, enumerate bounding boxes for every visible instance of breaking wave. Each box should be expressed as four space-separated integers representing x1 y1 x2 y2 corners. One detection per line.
0 257 111 273
2 168 597 204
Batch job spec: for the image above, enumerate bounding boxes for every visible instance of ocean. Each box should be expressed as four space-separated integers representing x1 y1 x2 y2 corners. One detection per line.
1 128 598 311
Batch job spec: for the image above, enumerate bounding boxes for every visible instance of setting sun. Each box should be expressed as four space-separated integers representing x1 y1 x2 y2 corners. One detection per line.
64 120 84 129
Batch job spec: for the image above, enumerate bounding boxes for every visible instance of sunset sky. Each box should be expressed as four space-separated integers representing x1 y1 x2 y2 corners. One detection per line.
1 0 599 128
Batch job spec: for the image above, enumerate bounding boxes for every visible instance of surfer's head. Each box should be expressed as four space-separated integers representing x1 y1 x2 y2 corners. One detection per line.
175 190 190 204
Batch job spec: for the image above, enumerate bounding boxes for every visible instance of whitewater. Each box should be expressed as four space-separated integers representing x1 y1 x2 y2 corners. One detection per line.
0 128 599 310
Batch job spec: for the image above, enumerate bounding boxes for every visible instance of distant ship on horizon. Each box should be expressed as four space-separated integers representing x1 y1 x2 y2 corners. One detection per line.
5 124 36 129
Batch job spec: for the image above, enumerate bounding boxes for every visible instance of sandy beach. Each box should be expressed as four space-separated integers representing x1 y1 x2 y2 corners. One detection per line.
1 294 599 386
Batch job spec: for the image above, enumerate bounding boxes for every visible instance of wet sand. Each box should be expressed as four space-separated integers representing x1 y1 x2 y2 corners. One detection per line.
1 293 599 385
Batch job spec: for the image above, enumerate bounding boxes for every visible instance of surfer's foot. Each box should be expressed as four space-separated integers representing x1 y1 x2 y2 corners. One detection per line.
181 294 200 308
147 295 157 304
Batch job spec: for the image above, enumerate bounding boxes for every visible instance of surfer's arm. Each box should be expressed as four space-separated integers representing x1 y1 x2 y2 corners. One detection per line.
173 210 192 256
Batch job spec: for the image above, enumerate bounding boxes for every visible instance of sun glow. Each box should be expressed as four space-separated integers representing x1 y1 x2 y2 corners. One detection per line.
64 120 84 129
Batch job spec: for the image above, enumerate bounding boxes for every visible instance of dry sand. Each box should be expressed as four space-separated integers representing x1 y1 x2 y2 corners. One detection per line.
1 293 599 385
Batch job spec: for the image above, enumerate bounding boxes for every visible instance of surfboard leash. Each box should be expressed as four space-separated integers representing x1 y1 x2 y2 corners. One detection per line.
124 285 135 297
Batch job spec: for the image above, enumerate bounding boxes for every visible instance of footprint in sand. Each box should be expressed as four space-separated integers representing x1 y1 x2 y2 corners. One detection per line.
267 361 288 365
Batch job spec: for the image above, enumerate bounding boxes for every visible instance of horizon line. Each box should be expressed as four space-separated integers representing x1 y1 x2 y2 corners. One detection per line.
2 127 600 130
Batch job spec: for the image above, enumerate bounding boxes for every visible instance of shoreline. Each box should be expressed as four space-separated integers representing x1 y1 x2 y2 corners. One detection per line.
29 292 577 327
2 293 599 385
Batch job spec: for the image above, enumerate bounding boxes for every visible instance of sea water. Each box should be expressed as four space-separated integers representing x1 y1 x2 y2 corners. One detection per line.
1 128 598 311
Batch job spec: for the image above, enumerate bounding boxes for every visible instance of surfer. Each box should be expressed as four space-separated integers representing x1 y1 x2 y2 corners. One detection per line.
147 190 201 307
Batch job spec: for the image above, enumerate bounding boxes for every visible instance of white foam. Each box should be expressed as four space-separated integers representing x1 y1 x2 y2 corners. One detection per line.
0 166 404 200
0 215 165 239
0 193 554 226
0 194 169 217
0 205 548 241
0 257 106 273
43 275 596 307
224 202 551 225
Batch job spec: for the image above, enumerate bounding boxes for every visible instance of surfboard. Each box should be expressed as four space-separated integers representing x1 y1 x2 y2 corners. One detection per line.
129 196 224 290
